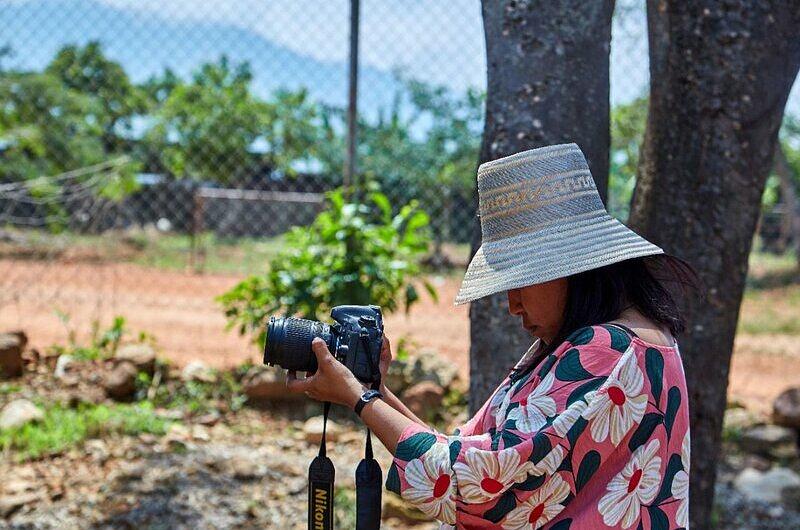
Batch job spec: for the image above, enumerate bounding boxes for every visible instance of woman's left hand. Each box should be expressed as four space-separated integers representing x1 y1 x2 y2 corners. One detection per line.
286 338 365 407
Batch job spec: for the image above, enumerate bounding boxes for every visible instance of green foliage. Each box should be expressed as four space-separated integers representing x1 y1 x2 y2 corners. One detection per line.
146 370 245 414
146 57 268 183
219 186 436 343
609 96 648 220
0 402 171 461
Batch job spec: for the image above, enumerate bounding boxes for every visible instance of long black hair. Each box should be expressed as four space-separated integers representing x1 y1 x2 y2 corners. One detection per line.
533 254 701 362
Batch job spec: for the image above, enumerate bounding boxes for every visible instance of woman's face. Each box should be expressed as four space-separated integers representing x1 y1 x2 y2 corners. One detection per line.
507 278 569 344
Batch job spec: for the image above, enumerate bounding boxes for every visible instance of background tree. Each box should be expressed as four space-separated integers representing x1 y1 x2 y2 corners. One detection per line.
469 0 615 411
628 2 800 527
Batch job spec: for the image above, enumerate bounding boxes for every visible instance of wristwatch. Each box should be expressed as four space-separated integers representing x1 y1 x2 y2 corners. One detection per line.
354 389 383 416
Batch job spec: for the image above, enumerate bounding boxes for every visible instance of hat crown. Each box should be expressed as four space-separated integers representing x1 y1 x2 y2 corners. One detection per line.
477 143 605 243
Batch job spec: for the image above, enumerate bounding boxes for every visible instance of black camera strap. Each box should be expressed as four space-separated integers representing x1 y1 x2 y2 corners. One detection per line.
308 401 335 530
355 426 382 529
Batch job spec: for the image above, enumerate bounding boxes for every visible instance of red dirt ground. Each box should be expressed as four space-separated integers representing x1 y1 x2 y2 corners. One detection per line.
2 257 798 413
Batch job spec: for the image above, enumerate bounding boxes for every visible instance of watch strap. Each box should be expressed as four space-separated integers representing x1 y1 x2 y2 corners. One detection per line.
354 389 383 416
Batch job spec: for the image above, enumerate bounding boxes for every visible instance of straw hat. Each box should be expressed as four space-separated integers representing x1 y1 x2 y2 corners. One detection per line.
455 143 663 305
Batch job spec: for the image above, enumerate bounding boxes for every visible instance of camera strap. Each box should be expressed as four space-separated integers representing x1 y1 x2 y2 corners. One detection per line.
355 429 382 529
308 401 335 530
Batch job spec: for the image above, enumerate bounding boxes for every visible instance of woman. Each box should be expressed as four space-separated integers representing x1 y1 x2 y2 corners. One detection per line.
287 143 694 529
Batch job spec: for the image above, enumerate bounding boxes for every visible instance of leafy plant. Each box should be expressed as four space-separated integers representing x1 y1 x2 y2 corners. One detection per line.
50 313 153 361
219 185 436 343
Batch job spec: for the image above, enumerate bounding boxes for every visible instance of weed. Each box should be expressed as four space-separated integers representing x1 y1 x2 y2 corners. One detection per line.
0 402 172 461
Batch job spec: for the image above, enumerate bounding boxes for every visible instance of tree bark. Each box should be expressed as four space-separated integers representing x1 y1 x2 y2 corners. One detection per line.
629 2 800 528
470 0 614 412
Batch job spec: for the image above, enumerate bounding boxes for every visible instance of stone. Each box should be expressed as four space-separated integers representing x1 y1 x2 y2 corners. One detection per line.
740 424 797 457
403 380 445 418
115 344 156 375
181 361 217 383
0 331 25 378
382 493 430 523
54 354 76 380
0 492 40 518
773 387 800 429
242 366 300 403
386 349 460 394
724 407 762 433
103 361 138 400
734 467 800 504
303 415 342 444
0 399 44 429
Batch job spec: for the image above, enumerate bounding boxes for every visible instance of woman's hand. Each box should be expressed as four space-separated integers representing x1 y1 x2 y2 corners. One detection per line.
379 335 393 384
286 338 365 408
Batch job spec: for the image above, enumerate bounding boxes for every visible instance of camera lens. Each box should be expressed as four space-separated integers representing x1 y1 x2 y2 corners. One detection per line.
264 316 331 372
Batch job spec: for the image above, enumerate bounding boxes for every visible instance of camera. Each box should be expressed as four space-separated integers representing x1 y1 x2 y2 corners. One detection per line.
263 305 384 384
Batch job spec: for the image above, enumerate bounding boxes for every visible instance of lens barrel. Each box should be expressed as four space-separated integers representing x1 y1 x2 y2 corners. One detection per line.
264 316 331 372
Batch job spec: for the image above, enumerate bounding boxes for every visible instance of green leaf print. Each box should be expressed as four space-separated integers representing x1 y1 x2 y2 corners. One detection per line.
645 347 665 406
603 324 632 352
555 348 594 381
395 432 437 462
664 386 682 439
628 413 663 452
576 450 601 492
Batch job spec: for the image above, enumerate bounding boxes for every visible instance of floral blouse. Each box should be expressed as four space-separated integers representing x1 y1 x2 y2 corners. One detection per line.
386 324 691 529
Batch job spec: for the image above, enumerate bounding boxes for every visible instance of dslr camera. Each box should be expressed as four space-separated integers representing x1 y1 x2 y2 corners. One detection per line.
263 305 384 385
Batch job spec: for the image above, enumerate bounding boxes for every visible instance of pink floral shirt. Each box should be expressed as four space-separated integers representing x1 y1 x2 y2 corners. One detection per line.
386 324 691 529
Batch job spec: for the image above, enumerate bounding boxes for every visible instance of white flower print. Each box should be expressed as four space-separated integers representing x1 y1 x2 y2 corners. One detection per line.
402 443 457 524
489 383 511 425
583 353 648 445
522 445 566 478
453 446 527 504
597 438 663 529
672 431 690 528
502 474 571 529
505 373 557 433
552 391 595 437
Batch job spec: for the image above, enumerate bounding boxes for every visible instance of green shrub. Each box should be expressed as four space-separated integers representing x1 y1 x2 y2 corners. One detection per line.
219 186 436 343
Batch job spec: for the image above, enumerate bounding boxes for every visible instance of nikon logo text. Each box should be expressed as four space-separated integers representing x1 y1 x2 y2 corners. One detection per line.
313 487 328 529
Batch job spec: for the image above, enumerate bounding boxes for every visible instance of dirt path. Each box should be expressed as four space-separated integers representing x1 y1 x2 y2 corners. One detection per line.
2 257 797 412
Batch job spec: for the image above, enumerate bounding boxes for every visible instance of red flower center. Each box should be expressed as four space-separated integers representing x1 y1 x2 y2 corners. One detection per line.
520 397 528 407
528 503 545 523
433 474 451 498
627 468 643 493
608 386 627 406
480 477 504 494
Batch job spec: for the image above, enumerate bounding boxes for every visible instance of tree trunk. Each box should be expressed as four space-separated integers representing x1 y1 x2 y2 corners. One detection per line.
470 0 614 412
629 2 800 528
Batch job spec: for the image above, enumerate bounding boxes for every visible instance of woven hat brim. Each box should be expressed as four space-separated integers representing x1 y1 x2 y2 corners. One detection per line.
454 215 663 305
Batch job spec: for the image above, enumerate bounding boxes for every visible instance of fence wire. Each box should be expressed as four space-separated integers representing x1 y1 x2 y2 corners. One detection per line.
0 0 798 360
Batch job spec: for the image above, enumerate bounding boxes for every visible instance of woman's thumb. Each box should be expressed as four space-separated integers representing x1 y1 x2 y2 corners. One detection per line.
311 337 332 367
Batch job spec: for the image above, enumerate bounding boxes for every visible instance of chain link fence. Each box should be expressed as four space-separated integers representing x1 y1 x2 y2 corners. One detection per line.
1 0 798 362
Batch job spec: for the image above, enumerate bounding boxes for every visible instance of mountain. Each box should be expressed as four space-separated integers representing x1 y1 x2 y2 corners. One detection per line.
0 0 401 113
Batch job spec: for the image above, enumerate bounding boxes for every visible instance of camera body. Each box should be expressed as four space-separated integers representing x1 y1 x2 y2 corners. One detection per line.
263 305 384 385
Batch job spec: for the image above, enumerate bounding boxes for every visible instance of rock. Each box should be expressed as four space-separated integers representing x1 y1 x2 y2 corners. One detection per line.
0 492 40 518
386 350 460 394
115 344 156 375
0 399 44 429
735 467 800 504
224 455 267 480
403 380 445 418
724 407 762 433
303 415 342 444
103 361 138 400
242 366 300 403
54 354 76 380
382 493 430 523
195 410 221 426
181 361 216 383
740 424 797 457
773 387 800 429
0 331 25 378
782 484 800 506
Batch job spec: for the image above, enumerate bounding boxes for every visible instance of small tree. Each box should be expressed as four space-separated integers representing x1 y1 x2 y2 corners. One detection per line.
219 185 436 344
